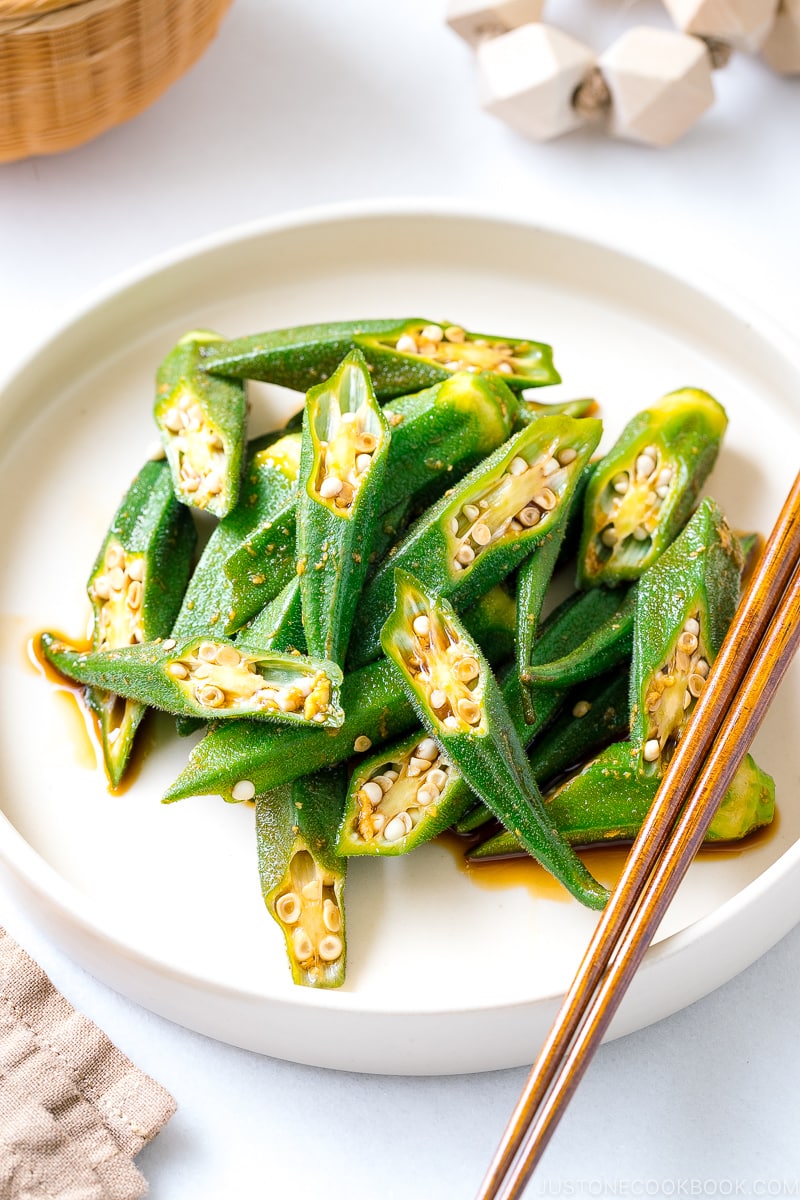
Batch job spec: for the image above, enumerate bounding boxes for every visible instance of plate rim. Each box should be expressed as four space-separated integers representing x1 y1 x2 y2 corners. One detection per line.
1 198 799 1034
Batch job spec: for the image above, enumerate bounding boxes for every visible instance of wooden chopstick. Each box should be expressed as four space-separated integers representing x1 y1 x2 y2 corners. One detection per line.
477 470 800 1200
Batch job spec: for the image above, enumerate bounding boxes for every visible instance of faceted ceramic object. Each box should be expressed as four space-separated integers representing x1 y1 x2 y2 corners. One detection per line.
661 0 779 51
446 0 545 46
477 23 596 140
760 0 800 70
600 27 715 146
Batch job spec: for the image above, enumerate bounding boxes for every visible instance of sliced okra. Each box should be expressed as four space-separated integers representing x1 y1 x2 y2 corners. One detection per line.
296 350 390 664
41 634 343 728
515 506 571 722
257 768 348 988
155 330 248 518
86 459 196 785
349 414 602 669
631 496 742 778
514 396 598 428
223 371 518 631
162 592 512 805
469 744 774 859
380 570 609 909
524 584 636 689
337 731 463 857
199 317 559 399
578 388 727 588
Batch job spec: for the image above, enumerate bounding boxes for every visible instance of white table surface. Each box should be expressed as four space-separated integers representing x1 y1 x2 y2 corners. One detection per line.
1 1 799 1196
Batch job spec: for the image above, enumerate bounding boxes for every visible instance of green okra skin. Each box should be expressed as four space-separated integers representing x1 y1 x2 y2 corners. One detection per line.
236 576 306 655
459 582 517 664
469 744 774 859
161 594 512 805
155 330 248 518
379 570 609 909
524 585 636 690
86 459 197 786
257 768 348 989
526 669 631 785
514 396 598 429
199 317 560 399
365 497 414 581
631 496 742 779
578 388 727 588
40 633 344 729
349 414 603 670
296 350 390 664
516 507 571 723
222 371 519 631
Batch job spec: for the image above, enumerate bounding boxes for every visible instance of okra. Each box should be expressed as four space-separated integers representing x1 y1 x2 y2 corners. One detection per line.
515 396 598 428
458 582 517 664
379 570 609 909
236 576 305 655
469 743 774 858
515 506 570 722
86 459 196 785
296 350 390 664
257 768 347 988
349 414 602 669
578 388 727 587
161 594 512 805
199 317 560 399
223 371 519 630
40 633 344 728
631 497 742 777
524 585 636 689
155 330 247 518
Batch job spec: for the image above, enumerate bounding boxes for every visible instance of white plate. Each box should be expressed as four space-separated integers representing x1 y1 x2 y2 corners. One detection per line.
0 203 798 1076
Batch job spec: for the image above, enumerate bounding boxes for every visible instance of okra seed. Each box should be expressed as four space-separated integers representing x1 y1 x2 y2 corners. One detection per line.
677 632 698 653
276 893 301 923
302 879 323 902
146 439 166 461
642 444 658 458
636 453 656 481
643 739 661 762
410 756 431 773
612 474 629 495
196 684 224 708
384 770 399 783
163 408 183 433
509 457 528 477
372 775 393 794
449 517 459 535
632 525 649 541
558 447 578 465
107 728 120 745
126 581 142 610
384 813 413 842
463 504 480 522
182 477 200 493
444 325 465 342
509 519 523 533
572 701 591 718
542 457 560 477
421 325 443 343
319 476 343 499
371 813 386 832
205 473 223 496
443 715 460 731
406 764 421 778
457 544 475 565
457 697 481 725
353 735 372 752
683 617 700 635
416 787 437 806
683 691 692 709
108 567 126 591
322 900 341 933
655 485 670 499
356 453 372 473
318 935 343 962
687 673 706 698
168 662 188 679
161 638 177 651
426 768 448 790
412 614 431 637
497 362 513 374
454 657 479 683
675 650 691 674
533 489 557 511
208 432 224 451
396 334 418 353
696 659 710 677
361 781 383 806
198 642 219 662
471 522 492 546
518 506 540 528
354 432 377 454
127 559 145 582
232 779 256 801
658 467 673 486
416 737 439 760
601 528 619 547
216 644 241 667
93 576 111 600
430 689 447 710
292 928 314 961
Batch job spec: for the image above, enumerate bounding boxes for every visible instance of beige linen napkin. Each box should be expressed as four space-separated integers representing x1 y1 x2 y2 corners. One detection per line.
0 927 176 1200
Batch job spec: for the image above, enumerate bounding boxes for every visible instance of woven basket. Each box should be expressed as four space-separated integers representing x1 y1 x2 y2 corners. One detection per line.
0 0 233 163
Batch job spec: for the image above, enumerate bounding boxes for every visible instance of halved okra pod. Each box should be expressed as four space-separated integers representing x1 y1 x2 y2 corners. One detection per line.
578 388 727 588
162 593 513 805
257 768 348 988
379 570 609 909
86 459 196 785
40 633 344 728
630 496 742 778
155 330 248 518
349 414 602 669
296 350 390 664
469 744 775 859
223 371 519 631
198 317 560 399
